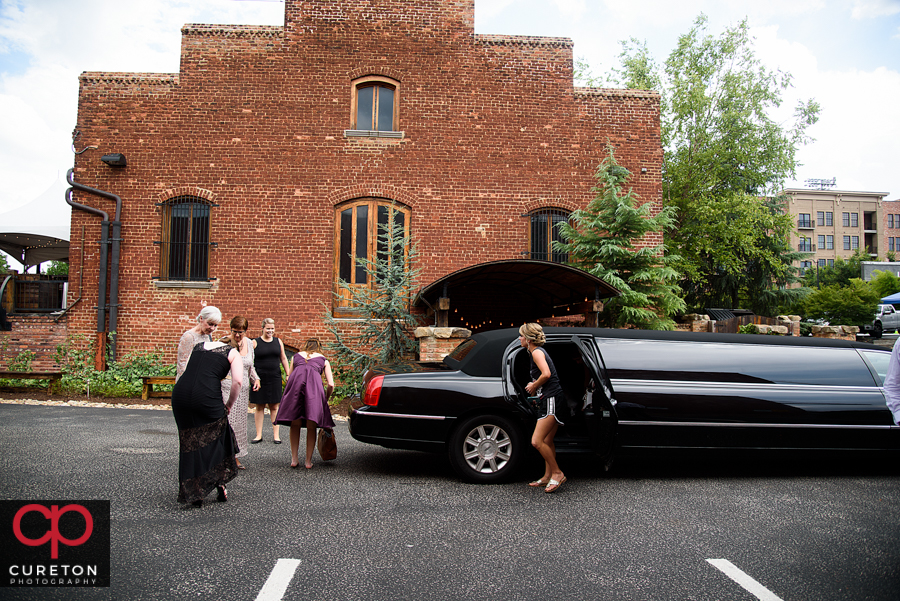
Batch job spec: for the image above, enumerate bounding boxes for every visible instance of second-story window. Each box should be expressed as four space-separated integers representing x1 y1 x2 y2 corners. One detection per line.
798 213 812 228
351 76 399 132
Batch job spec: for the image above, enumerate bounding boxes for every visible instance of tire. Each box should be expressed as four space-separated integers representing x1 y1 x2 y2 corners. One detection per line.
873 321 883 339
448 414 524 483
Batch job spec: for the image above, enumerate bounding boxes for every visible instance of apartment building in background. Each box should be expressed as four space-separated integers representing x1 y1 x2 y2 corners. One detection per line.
784 188 890 276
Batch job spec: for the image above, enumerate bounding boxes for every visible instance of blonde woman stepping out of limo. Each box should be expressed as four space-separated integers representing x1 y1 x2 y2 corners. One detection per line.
519 323 566 493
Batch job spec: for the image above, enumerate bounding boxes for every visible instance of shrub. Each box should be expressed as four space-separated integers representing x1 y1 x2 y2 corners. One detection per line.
53 334 175 397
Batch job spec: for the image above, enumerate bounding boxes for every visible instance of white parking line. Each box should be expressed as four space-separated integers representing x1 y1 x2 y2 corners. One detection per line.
707 558 784 601
255 558 301 601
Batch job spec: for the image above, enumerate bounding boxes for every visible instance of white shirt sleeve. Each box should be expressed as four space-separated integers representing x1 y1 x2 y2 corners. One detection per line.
881 341 900 426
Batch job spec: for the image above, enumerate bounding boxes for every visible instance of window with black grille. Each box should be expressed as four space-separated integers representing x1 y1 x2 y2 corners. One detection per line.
157 197 213 281
528 208 570 263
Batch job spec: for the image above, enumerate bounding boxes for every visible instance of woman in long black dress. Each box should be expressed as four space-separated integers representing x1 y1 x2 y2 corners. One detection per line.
250 318 291 444
172 338 244 506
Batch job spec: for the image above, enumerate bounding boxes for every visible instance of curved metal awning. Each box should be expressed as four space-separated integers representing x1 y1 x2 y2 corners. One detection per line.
414 259 620 330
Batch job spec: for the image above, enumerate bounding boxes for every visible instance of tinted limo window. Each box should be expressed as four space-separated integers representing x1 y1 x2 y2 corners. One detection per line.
597 339 878 387
859 349 890 384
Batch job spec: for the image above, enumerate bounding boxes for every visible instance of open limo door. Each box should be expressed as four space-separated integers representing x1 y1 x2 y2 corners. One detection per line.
502 334 619 468
570 334 619 469
502 340 544 418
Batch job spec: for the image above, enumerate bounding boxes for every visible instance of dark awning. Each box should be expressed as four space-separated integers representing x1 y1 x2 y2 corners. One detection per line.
414 259 620 330
0 233 69 268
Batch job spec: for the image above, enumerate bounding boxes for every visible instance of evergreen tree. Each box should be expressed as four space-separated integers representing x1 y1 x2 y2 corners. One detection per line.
555 146 685 330
323 204 421 391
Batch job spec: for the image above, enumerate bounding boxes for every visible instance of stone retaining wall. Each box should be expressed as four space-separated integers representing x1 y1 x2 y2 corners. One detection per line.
415 326 472 361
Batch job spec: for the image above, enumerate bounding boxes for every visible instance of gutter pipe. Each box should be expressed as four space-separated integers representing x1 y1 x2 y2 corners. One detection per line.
65 168 123 366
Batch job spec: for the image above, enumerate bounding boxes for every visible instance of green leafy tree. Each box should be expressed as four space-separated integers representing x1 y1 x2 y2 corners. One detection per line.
802 280 879 326
0 253 9 273
43 260 69 275
574 56 608 88
610 38 662 91
599 15 820 313
676 192 808 313
802 249 867 288
869 270 900 300
323 205 422 393
554 146 685 329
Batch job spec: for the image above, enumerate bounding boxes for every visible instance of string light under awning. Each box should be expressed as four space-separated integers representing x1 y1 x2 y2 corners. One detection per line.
0 232 70 268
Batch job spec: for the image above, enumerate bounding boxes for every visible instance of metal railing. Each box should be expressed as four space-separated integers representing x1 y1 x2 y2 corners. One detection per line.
1 276 68 313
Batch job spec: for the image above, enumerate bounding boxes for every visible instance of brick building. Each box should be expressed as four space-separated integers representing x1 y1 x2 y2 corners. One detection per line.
882 198 900 258
65 0 662 361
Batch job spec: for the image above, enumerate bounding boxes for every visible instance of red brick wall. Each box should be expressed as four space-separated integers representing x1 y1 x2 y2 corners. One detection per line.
883 199 900 255
67 0 663 363
0 315 67 371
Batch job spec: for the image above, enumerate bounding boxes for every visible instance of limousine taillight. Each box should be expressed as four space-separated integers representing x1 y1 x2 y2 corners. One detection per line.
363 375 384 407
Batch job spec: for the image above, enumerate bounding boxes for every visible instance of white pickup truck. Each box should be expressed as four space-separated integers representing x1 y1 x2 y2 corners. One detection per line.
864 304 900 339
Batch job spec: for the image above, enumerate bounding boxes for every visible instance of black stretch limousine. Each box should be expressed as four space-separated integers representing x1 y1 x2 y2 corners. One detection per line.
348 328 898 482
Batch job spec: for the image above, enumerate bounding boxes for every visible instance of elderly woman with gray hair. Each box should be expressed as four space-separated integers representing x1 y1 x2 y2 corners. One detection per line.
176 304 222 382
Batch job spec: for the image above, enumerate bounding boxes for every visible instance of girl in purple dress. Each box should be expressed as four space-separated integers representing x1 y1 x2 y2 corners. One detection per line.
275 339 335 469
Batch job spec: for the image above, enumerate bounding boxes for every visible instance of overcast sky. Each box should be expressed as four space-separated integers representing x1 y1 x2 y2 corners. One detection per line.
0 0 898 223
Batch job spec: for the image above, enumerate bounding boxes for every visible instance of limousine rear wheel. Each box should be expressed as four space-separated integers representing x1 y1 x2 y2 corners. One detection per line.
449 415 523 483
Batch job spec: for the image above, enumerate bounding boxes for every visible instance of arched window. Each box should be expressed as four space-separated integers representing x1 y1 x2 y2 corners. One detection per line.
350 76 399 132
157 197 214 281
334 199 410 313
528 208 570 263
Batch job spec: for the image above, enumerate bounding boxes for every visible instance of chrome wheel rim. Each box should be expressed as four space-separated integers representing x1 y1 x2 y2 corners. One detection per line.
462 423 512 474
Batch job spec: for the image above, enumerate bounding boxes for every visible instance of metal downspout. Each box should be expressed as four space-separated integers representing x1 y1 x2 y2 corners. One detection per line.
66 168 123 365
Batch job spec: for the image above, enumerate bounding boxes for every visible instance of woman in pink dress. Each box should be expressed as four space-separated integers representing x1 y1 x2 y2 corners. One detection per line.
219 316 260 470
275 338 335 469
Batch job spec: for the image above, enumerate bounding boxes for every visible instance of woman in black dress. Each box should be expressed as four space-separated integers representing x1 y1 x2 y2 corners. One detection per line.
250 318 291 444
171 338 244 507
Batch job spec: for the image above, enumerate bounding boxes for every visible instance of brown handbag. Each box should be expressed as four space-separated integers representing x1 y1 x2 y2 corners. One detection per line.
317 428 337 461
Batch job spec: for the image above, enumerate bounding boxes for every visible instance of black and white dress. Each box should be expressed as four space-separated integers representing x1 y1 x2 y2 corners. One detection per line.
171 343 239 504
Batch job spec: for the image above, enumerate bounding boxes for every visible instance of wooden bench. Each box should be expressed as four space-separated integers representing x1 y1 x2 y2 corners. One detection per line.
0 371 62 393
141 376 176 401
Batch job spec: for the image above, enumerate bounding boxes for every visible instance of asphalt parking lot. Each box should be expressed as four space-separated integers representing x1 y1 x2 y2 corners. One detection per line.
1 403 898 601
